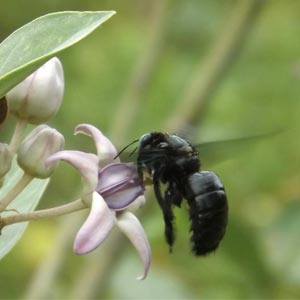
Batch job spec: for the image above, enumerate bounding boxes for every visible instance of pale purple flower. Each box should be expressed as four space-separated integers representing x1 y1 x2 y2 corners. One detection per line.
46 124 151 279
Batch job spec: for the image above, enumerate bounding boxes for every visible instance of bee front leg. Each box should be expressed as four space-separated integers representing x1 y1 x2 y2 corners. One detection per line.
163 183 179 252
153 170 175 252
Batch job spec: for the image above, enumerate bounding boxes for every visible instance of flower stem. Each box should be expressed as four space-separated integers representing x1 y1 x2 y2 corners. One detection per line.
1 199 87 226
0 172 33 212
165 0 265 132
9 119 28 155
109 0 168 145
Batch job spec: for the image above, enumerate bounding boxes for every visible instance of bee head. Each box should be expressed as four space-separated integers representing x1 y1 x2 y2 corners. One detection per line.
137 132 168 150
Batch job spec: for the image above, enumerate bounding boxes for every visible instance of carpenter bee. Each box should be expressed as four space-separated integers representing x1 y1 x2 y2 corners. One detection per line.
118 130 279 256
135 132 227 255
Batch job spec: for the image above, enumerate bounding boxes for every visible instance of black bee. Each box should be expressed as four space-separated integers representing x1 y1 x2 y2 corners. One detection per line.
135 132 228 256
118 130 278 255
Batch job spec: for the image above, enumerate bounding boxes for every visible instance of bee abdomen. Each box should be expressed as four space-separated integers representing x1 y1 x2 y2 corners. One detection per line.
185 172 228 256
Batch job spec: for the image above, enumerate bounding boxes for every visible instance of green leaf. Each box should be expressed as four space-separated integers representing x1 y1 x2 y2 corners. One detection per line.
0 159 49 259
0 11 115 98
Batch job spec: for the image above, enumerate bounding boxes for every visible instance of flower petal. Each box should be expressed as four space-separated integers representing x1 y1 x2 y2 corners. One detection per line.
126 195 146 212
46 150 98 203
117 212 151 280
74 192 116 254
74 124 120 166
97 163 144 210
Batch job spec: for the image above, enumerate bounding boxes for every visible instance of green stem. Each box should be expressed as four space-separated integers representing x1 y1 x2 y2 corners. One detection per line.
1 199 87 226
109 0 168 145
9 119 28 155
0 172 33 212
165 0 265 131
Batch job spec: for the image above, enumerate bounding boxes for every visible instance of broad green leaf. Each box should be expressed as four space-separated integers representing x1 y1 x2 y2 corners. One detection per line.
0 159 49 259
0 11 115 98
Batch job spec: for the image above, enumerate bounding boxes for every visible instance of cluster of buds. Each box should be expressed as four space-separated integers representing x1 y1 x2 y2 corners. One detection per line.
0 57 151 279
0 58 65 180
0 57 65 184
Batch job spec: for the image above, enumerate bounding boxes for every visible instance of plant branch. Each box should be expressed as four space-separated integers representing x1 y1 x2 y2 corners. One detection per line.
165 0 265 132
8 119 28 155
1 199 86 227
0 172 33 212
109 0 168 145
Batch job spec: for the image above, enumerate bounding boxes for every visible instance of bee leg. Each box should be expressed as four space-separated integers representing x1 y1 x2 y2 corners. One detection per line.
164 183 178 252
169 182 183 207
153 171 175 252
152 172 164 208
136 160 144 183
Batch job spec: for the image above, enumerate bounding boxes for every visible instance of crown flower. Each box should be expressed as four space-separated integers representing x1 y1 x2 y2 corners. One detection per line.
46 124 151 280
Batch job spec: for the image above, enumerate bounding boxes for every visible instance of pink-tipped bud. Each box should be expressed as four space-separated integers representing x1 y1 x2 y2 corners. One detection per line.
17 125 64 178
6 57 64 124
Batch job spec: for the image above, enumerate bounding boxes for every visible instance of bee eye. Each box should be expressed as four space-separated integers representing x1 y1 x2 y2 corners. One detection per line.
158 142 168 148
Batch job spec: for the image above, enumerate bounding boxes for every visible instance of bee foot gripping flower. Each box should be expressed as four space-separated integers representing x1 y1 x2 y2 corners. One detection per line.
46 124 151 279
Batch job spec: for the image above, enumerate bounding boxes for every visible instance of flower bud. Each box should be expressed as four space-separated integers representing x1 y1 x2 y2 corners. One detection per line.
17 125 64 178
0 143 12 178
6 57 64 124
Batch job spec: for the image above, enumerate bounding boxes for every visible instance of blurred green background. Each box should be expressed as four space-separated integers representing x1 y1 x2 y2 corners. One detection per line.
1 0 300 299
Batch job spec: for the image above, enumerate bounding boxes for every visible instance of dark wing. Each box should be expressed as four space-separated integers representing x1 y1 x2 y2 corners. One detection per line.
119 130 284 166
196 129 284 167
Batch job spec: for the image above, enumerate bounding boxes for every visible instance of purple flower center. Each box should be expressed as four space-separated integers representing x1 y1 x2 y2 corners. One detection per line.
96 162 144 210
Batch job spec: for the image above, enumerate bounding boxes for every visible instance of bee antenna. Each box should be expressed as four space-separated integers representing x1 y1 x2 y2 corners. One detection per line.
114 139 139 159
129 146 138 157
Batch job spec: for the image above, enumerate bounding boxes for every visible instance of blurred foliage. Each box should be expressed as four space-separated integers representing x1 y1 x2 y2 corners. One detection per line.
1 0 300 299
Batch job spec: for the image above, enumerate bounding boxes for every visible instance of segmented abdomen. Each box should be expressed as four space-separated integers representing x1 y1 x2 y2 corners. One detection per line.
185 171 228 255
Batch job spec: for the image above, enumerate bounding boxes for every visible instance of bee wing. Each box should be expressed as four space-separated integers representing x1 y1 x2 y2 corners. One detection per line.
195 130 284 168
118 129 284 166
